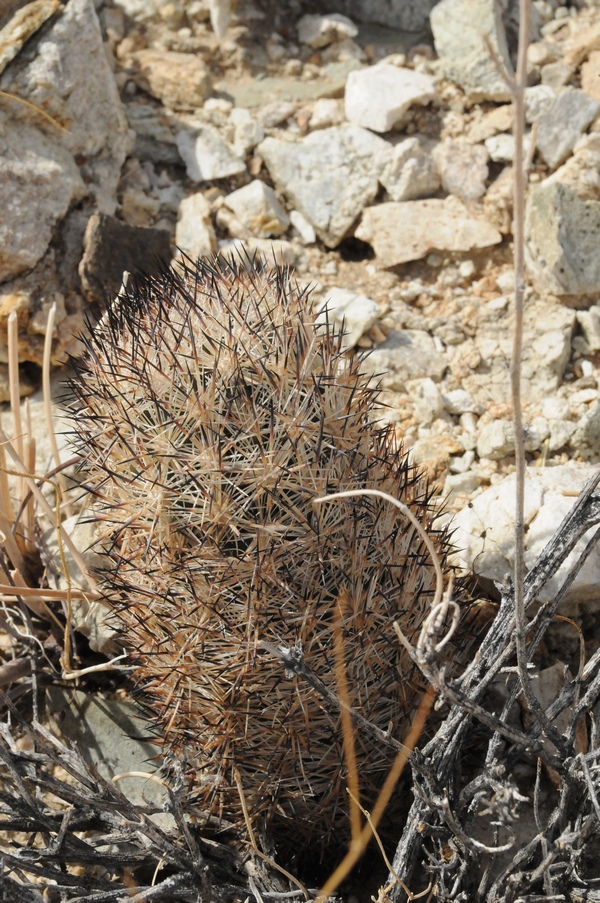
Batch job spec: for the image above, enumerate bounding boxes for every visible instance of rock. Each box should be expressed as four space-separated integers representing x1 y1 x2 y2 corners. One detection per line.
344 64 436 133
0 0 132 213
257 101 297 129
319 0 437 32
174 192 216 261
361 329 447 389
548 419 576 452
443 389 479 415
433 139 489 202
355 198 502 267
577 307 600 351
0 111 86 283
79 213 172 305
229 107 264 155
223 180 289 238
535 88 600 170
315 287 381 350
526 181 600 295
125 101 181 164
379 136 440 202
0 248 84 368
572 399 600 450
259 126 388 248
525 84 556 122
443 471 481 504
297 13 358 49
581 50 600 101
484 166 514 234
42 514 117 654
405 377 444 425
135 49 211 109
309 98 345 130
176 126 246 181
47 687 173 825
289 209 316 244
485 132 532 164
545 133 600 201
476 420 515 459
452 462 600 613
430 0 512 101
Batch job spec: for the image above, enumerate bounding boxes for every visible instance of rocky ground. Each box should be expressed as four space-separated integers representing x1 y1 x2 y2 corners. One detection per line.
4 0 600 610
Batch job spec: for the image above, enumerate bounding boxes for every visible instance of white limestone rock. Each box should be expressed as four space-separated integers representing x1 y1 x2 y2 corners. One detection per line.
223 180 290 238
345 64 436 133
316 287 381 350
452 463 600 613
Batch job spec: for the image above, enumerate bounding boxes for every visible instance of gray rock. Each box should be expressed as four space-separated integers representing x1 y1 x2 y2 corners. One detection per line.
536 88 600 169
0 0 132 213
548 418 576 452
451 462 600 613
379 136 440 202
345 64 436 133
430 0 512 101
443 471 481 503
229 107 264 155
525 84 556 122
297 13 358 48
176 126 246 181
526 181 600 295
174 192 216 261
476 420 515 459
0 112 86 283
47 687 172 824
316 0 437 31
125 101 181 164
433 139 489 201
223 180 289 238
316 287 382 350
258 126 388 248
355 198 502 267
361 329 447 389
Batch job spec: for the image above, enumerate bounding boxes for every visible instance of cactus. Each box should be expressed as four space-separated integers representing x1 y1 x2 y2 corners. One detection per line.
68 255 456 859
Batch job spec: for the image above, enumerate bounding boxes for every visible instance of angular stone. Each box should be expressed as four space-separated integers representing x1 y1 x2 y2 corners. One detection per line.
526 181 600 295
223 180 289 238
431 0 512 101
174 192 216 262
345 64 436 133
79 213 172 305
536 88 600 170
433 139 489 201
315 287 381 350
259 126 388 248
297 13 358 48
355 198 502 267
0 111 85 283
0 0 132 212
379 136 440 202
135 49 211 110
176 126 246 182
360 329 447 389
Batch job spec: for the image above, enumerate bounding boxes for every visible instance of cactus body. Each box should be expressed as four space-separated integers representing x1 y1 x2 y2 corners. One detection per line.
69 257 454 855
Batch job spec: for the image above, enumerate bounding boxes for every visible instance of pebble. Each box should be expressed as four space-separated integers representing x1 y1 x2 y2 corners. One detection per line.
174 192 216 260
535 88 600 170
345 64 436 133
361 329 447 389
135 49 212 109
297 13 358 49
223 180 290 238
315 287 382 350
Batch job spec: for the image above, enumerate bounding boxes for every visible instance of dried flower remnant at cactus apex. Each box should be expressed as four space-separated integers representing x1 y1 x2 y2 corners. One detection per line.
68 255 456 856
